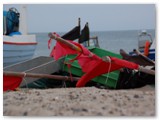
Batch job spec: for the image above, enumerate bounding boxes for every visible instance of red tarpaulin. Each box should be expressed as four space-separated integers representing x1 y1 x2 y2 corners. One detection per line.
3 75 22 91
49 33 139 87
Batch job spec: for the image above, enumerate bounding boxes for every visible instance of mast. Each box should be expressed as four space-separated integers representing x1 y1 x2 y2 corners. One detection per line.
19 5 28 35
78 18 81 43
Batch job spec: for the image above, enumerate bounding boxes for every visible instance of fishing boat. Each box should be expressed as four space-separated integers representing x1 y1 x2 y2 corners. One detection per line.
3 47 155 91
48 33 155 88
3 6 37 67
129 30 155 61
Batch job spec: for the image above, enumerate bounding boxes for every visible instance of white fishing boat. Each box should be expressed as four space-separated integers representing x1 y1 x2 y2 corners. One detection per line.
130 30 155 61
3 5 37 67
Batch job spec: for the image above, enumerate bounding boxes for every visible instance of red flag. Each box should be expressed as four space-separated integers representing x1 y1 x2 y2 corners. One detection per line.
50 33 139 87
50 40 80 59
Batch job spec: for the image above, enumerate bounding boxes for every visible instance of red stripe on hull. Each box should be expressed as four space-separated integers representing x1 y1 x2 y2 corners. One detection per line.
3 41 38 45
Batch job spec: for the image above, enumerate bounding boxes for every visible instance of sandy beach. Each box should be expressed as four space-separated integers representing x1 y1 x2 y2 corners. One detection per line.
3 85 155 116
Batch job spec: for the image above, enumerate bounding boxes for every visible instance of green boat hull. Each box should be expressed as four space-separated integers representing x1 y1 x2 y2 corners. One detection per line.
63 47 122 88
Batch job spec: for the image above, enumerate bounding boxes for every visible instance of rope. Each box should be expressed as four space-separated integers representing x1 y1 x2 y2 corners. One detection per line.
105 57 112 85
64 76 69 80
62 80 67 88
22 72 29 92
67 64 73 82
64 53 82 82
54 34 57 40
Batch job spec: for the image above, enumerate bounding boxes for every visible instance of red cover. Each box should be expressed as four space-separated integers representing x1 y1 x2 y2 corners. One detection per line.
3 75 22 91
49 33 139 87
76 57 139 87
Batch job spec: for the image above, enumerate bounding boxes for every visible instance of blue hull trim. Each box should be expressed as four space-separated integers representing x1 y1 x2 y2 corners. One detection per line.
129 49 155 61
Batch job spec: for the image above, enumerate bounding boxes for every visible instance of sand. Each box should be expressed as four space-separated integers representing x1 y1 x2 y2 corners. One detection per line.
3 85 155 116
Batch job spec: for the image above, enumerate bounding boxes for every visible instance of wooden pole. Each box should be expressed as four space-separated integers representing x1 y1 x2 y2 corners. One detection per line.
86 22 90 47
3 71 80 81
102 56 155 75
78 18 81 43
78 18 80 27
138 66 155 75
48 32 82 52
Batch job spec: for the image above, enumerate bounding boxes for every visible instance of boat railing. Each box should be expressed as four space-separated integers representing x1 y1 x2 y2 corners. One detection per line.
83 36 100 48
